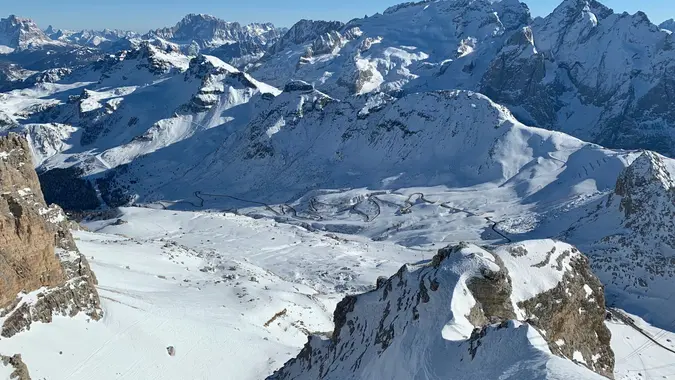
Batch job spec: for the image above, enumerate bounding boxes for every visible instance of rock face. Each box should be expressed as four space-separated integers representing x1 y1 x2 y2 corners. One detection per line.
267 20 344 55
146 13 284 65
0 133 101 337
0 354 31 380
0 15 53 50
563 151 675 327
268 240 614 380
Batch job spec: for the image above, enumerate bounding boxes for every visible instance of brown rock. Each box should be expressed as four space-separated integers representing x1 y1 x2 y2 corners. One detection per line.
0 133 65 307
0 133 102 337
1 354 31 380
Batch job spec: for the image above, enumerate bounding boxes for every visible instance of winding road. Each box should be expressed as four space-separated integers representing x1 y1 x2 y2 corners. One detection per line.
150 189 512 242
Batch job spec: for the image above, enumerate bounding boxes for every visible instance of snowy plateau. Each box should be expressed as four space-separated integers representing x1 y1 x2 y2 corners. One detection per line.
0 0 675 379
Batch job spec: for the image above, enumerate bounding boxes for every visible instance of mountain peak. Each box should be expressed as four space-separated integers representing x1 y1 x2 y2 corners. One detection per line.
0 14 53 50
616 151 675 197
269 241 614 379
268 19 344 54
660 18 675 31
146 13 283 60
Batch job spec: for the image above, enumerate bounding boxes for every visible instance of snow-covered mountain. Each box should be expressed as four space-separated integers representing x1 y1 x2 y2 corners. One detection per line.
88 88 626 211
0 15 57 52
270 240 614 379
146 14 285 65
2 1 675 379
266 19 344 55
0 15 102 73
46 26 140 49
250 0 675 156
560 151 675 328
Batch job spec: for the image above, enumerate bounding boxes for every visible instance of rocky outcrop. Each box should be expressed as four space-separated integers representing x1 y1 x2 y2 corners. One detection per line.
267 20 344 55
149 14 282 51
0 133 101 337
0 354 31 380
479 0 675 155
268 240 614 379
517 248 614 377
563 151 675 326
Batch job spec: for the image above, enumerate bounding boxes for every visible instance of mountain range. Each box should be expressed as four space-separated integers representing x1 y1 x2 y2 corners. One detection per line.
1 0 675 379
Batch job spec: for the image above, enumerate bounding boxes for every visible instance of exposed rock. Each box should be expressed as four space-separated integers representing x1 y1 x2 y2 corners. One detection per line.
0 133 64 308
563 151 675 326
0 133 101 338
519 253 614 377
268 240 613 379
283 80 314 93
0 354 31 380
267 20 344 55
0 15 54 50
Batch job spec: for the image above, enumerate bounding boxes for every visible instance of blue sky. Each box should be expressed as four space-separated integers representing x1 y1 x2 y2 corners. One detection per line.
6 0 675 32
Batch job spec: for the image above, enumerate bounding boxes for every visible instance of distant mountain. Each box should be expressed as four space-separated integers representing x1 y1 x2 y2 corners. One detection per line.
660 18 675 32
266 19 344 55
145 14 285 65
251 0 675 156
46 26 140 48
0 15 57 51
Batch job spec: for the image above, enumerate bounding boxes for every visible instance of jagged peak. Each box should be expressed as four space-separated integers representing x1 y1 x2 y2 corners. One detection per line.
283 80 314 93
660 18 675 31
187 54 239 77
616 151 675 195
269 240 614 379
269 19 344 54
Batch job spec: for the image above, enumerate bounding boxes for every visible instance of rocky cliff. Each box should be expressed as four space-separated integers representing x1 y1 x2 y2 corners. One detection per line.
0 133 101 338
268 240 614 380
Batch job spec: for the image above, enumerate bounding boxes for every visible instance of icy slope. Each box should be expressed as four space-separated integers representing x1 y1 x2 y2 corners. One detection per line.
269 240 613 379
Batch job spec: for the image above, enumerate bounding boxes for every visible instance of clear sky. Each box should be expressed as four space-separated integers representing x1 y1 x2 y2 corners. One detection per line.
5 0 675 32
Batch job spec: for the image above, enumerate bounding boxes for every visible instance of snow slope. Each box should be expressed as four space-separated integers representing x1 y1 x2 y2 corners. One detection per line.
249 0 675 155
1 46 279 180
0 206 417 380
269 240 614 379
0 207 671 379
98 89 631 216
